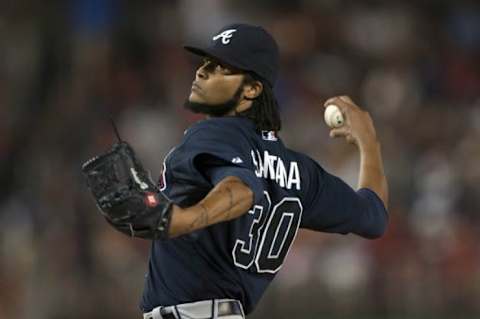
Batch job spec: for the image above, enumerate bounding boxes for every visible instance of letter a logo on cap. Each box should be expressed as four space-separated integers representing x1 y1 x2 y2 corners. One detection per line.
212 29 237 45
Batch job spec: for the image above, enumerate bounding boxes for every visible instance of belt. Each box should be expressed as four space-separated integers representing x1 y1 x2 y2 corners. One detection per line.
143 299 245 319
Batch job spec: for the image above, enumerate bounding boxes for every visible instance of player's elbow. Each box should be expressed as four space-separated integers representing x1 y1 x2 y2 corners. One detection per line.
355 188 389 239
362 209 388 239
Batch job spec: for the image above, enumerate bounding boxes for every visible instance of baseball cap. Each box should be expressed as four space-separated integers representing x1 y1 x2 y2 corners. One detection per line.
184 23 280 87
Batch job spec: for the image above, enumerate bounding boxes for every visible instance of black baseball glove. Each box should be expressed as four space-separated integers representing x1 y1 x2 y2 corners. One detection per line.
81 142 172 240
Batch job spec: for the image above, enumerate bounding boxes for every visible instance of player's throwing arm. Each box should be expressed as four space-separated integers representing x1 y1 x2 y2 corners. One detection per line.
324 96 389 208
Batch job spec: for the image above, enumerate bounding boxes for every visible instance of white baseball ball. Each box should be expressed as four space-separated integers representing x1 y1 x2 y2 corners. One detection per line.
324 104 345 128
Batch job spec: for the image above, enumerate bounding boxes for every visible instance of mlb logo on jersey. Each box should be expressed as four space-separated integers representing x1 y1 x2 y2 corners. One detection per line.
212 29 237 44
261 131 278 141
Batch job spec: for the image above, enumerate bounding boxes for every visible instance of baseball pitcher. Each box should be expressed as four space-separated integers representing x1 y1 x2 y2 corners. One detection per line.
82 23 388 319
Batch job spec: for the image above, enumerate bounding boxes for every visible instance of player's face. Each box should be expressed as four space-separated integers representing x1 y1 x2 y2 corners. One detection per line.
185 57 245 116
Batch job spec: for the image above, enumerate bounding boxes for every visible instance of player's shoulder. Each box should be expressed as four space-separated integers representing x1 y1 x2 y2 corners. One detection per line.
286 148 317 168
286 149 329 186
184 116 255 142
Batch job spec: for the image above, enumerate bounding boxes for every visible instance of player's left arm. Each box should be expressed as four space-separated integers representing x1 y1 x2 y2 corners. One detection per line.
168 176 253 237
81 134 258 240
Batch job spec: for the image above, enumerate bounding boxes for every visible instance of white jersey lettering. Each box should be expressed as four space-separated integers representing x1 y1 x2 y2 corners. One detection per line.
251 149 301 190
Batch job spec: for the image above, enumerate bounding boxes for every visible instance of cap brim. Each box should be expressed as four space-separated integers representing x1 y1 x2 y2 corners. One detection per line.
184 46 210 58
184 45 250 72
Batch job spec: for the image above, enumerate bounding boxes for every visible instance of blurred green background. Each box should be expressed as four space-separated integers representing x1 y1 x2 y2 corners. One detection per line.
1 0 480 318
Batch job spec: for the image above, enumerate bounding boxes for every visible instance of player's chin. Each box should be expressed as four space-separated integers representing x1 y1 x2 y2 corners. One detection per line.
188 91 205 103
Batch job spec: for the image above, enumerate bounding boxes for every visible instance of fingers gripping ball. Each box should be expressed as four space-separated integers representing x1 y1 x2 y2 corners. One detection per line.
324 104 345 128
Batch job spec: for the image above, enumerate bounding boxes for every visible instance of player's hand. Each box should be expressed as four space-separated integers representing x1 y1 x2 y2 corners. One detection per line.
81 142 173 240
324 96 378 150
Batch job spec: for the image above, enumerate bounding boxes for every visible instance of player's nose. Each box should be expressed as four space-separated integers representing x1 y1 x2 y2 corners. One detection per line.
195 65 208 80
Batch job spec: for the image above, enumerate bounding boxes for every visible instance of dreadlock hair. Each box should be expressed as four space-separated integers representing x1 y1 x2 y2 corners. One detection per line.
237 73 282 132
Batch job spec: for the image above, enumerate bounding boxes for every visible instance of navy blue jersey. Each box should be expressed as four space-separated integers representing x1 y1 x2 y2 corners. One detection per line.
141 117 387 314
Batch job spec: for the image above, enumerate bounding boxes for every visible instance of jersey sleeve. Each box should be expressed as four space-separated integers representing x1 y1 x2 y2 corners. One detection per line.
178 120 264 205
300 156 388 238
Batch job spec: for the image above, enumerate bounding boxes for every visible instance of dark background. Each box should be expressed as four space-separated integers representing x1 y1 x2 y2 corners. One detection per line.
1 1 480 318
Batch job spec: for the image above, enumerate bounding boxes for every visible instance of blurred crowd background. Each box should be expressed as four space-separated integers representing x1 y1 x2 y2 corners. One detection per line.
1 0 480 318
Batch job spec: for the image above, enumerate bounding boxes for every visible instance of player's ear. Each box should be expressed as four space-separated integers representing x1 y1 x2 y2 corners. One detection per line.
243 80 263 100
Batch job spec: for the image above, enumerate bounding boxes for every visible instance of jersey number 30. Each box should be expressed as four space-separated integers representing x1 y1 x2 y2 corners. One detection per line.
232 192 303 274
